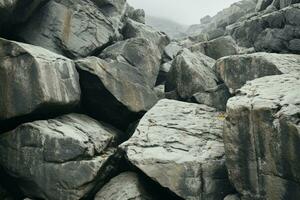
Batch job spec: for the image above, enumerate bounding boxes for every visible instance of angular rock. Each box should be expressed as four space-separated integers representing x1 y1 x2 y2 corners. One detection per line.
126 5 145 24
189 36 239 60
100 37 161 87
224 194 240 200
122 19 170 54
214 52 300 93
164 42 182 60
154 85 165 100
224 74 300 200
76 57 158 130
0 38 80 121
192 84 231 111
156 61 172 85
95 172 153 200
18 0 121 58
0 114 123 200
229 4 300 53
121 99 234 200
165 49 218 100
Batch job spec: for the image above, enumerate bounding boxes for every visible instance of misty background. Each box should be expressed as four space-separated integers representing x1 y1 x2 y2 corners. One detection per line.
127 0 241 25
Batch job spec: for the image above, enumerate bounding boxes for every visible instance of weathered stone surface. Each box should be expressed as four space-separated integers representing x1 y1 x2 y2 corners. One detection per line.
0 114 123 200
126 5 145 24
76 57 158 130
192 84 231 111
156 61 172 85
224 74 300 200
0 38 80 121
214 52 300 93
229 4 300 53
166 49 218 100
190 36 239 60
224 194 240 200
95 172 153 200
164 42 182 60
154 85 165 100
121 99 234 200
122 19 170 54
100 37 161 87
0 0 48 33
18 0 123 58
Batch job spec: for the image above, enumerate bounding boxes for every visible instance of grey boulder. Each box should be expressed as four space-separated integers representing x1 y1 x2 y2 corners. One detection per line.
192 84 231 111
95 172 153 200
165 49 218 100
164 42 182 60
76 57 158 130
100 37 161 87
229 4 300 53
18 0 122 58
214 52 300 93
121 99 234 200
224 74 300 200
0 114 124 200
0 38 80 121
122 19 170 54
190 36 239 60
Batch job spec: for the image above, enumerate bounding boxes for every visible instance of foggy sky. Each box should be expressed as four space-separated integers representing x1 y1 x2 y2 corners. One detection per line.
127 0 240 25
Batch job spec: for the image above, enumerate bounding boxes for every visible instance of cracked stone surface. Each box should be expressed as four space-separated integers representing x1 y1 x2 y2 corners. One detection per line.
0 114 124 200
100 37 161 87
18 0 122 58
76 57 158 130
224 74 300 200
166 49 218 100
95 172 153 200
121 99 234 200
214 52 300 94
122 19 170 54
0 38 80 121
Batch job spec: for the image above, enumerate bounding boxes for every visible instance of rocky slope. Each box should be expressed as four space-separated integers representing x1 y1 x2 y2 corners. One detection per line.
0 0 299 200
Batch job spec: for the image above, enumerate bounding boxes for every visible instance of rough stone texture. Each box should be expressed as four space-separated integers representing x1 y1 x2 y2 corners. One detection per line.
156 61 172 85
76 57 158 130
166 49 218 100
229 4 300 53
121 99 233 200
95 172 153 200
0 38 80 121
0 114 123 200
224 74 300 200
190 36 239 60
100 37 161 87
214 52 300 93
122 19 170 54
256 0 300 11
0 0 48 33
224 194 240 200
192 84 231 111
126 5 145 24
18 0 123 58
164 42 182 60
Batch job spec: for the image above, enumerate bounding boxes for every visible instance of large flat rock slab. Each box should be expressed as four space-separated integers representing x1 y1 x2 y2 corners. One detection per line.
121 99 233 200
224 74 300 200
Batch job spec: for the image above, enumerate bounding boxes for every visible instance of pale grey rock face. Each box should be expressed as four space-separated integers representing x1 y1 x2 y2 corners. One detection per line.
121 99 234 200
76 57 158 130
126 5 145 24
95 172 153 200
122 19 170 54
164 42 182 60
224 194 240 200
100 37 161 87
192 84 231 111
0 114 123 200
190 36 239 60
224 74 300 200
229 4 300 53
0 38 80 121
18 0 123 58
0 0 48 32
214 52 300 93
165 49 218 100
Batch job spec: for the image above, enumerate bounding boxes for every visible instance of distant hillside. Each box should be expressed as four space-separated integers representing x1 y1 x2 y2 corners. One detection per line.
145 15 188 39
